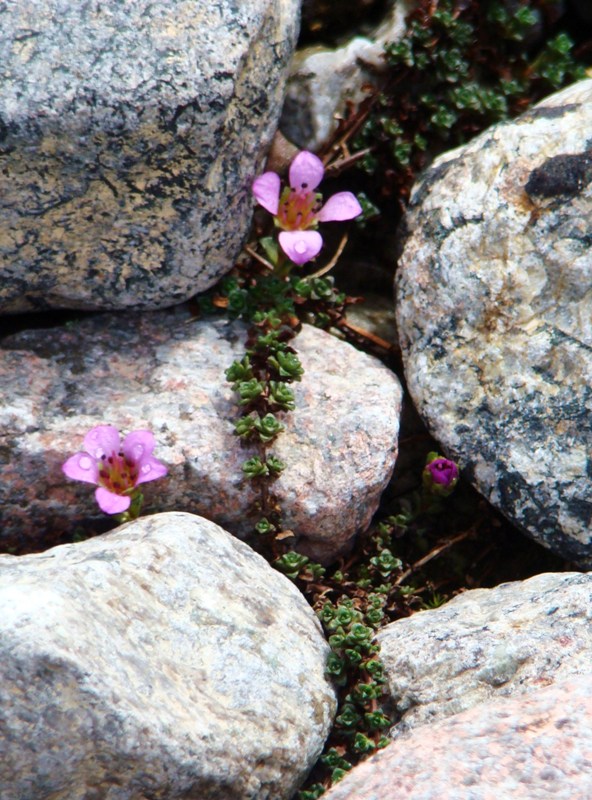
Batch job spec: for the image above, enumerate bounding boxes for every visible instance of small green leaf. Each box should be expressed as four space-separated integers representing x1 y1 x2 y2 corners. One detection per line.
318 603 336 624
365 659 385 680
369 549 403 577
364 711 391 731
234 416 256 439
325 653 347 683
259 236 279 266
255 517 276 535
344 623 374 648
331 768 349 784
430 107 458 131
268 381 296 411
297 785 325 800
274 551 309 579
344 648 363 667
225 356 253 384
254 413 284 444
335 703 362 729
236 378 265 405
352 732 376 754
266 455 286 475
267 350 304 380
242 457 269 478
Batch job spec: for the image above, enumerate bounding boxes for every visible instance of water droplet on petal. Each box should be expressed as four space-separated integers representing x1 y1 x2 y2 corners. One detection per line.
94 448 104 459
141 463 152 474
133 444 144 459
79 455 93 470
295 240 307 254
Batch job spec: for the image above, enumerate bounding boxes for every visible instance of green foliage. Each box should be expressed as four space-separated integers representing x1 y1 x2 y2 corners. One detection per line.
296 590 390 795
266 455 286 475
255 517 276 535
225 356 253 384
287 460 468 798
369 548 403 578
254 413 285 443
269 381 296 411
236 378 265 405
487 2 540 41
275 551 311 579
353 0 588 205
532 32 584 88
242 456 270 479
354 192 381 228
321 748 353 783
292 275 346 308
420 591 448 609
235 413 285 444
298 787 326 800
198 247 358 545
267 350 304 380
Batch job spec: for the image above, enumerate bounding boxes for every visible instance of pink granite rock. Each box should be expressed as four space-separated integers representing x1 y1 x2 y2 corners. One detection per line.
377 571 592 738
0 308 402 562
323 674 592 800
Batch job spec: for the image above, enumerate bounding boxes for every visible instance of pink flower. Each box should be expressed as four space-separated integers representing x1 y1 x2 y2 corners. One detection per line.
252 150 362 265
62 425 167 514
423 455 459 497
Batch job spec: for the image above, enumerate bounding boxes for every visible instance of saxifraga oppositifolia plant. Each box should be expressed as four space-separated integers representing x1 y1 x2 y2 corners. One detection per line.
201 149 363 559
197 142 465 796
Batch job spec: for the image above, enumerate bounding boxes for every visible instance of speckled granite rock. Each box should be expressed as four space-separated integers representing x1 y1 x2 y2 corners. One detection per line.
280 1 412 150
377 571 592 737
0 309 402 562
396 79 592 565
0 0 299 313
0 511 335 800
322 673 592 800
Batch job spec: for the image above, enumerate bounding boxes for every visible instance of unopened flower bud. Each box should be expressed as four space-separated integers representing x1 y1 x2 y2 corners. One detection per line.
423 454 459 496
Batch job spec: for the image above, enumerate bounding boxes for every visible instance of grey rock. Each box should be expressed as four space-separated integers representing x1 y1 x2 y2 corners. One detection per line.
280 1 412 151
0 0 299 313
0 308 403 562
0 511 335 800
396 79 592 565
377 571 592 737
322 673 592 800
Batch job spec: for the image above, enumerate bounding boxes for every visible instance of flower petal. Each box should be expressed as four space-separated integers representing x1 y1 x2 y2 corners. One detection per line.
83 425 121 460
316 191 363 222
95 487 131 514
122 429 156 464
252 171 281 215
289 151 324 192
279 230 323 265
135 455 168 486
62 452 99 485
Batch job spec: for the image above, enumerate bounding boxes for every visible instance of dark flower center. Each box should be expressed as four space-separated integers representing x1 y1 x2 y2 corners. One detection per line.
98 451 138 495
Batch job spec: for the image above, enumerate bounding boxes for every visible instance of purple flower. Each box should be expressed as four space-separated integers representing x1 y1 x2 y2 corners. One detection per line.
62 425 167 514
252 150 362 265
423 456 459 496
